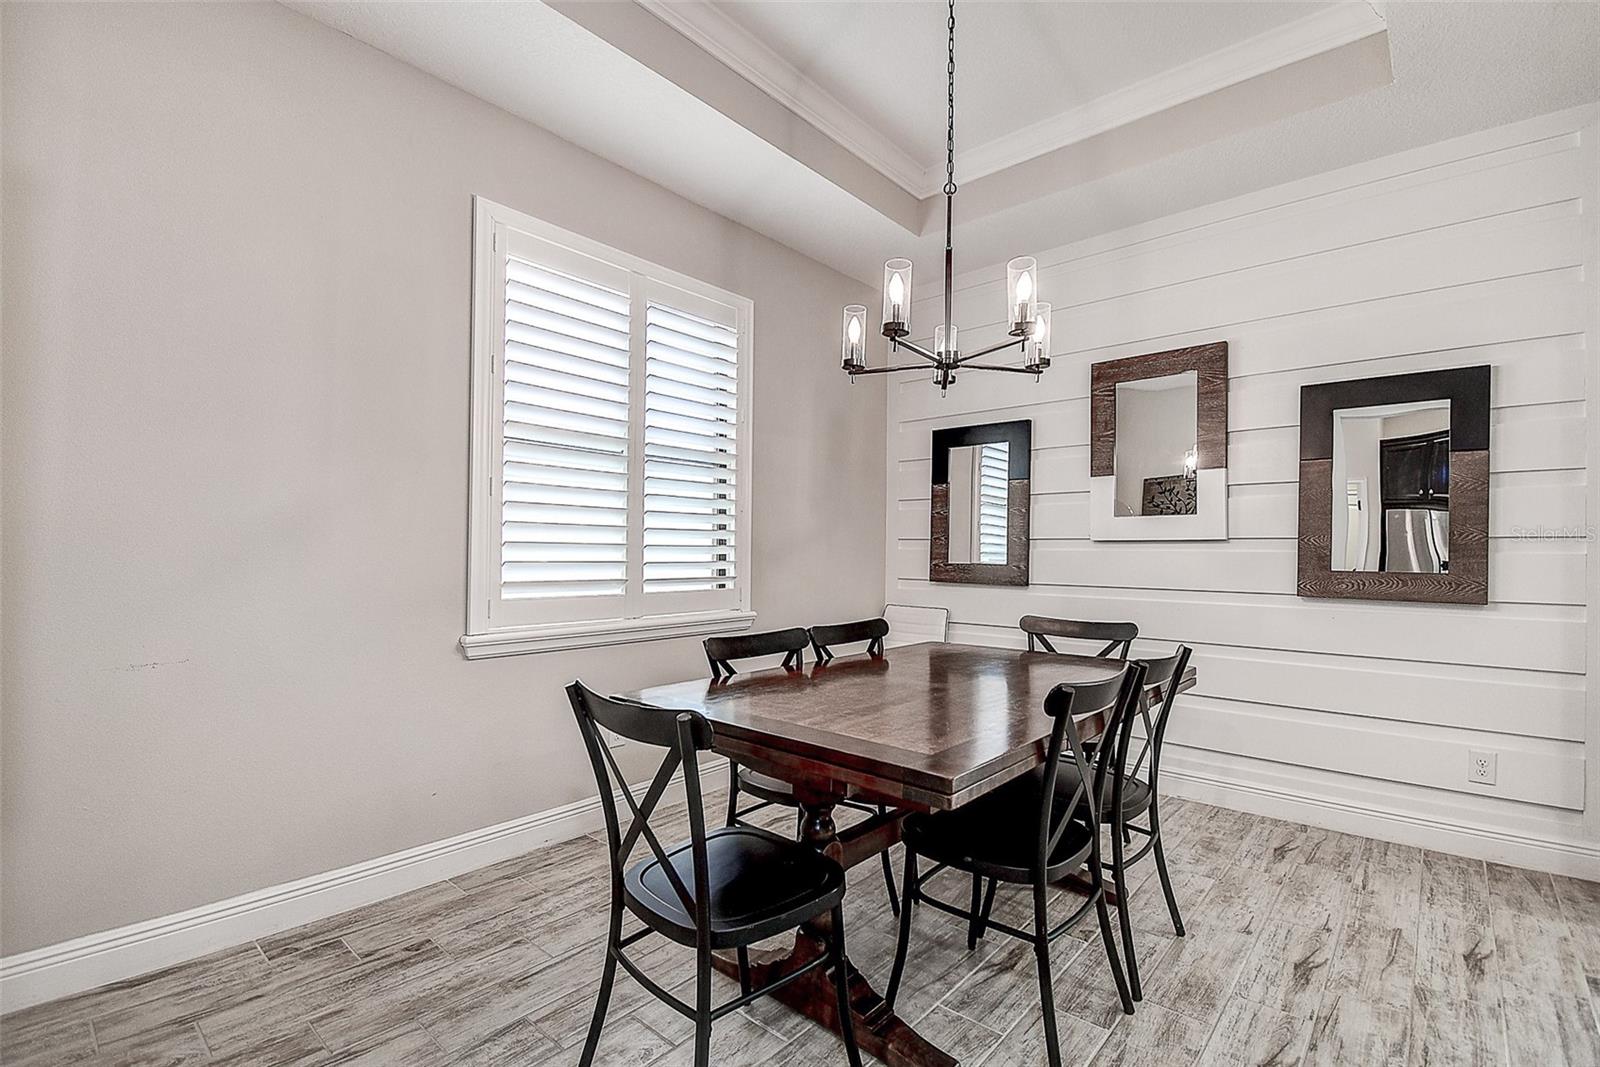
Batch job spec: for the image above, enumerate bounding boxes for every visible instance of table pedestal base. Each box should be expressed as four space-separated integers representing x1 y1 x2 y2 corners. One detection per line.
711 936 955 1067
717 788 956 1067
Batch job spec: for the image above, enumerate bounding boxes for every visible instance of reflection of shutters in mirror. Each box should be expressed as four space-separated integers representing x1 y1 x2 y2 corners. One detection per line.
978 443 1008 564
501 259 630 600
644 301 738 593
1343 481 1365 571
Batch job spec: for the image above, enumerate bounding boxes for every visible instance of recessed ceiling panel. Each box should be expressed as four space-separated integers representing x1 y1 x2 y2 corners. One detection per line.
711 1 1343 171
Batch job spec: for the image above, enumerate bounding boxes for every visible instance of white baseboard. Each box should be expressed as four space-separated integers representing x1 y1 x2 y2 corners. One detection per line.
9 748 1597 1015
0 758 727 1015
1162 765 1600 880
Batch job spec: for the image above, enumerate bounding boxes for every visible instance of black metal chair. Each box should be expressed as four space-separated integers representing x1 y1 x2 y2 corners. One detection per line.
808 617 888 663
968 646 1193 1004
568 681 862 1067
1020 615 1137 659
885 667 1143 1066
964 615 1141 953
704 628 810 830
1090 646 1194 1001
807 617 901 915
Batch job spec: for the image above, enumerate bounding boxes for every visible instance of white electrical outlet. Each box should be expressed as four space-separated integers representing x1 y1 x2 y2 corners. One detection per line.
600 728 627 750
1468 749 1497 786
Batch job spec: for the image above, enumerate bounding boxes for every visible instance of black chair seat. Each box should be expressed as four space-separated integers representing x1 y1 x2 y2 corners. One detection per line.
736 766 797 805
903 777 1096 884
1043 763 1153 819
624 826 845 949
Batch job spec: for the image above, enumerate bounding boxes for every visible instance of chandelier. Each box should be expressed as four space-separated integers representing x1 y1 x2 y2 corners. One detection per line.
840 0 1051 395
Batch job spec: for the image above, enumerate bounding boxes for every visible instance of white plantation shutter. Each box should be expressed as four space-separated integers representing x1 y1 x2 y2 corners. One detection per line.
467 200 751 653
643 298 738 599
978 442 1008 564
500 257 631 602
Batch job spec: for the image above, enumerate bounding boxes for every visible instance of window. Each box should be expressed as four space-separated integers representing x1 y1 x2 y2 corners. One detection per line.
462 198 753 658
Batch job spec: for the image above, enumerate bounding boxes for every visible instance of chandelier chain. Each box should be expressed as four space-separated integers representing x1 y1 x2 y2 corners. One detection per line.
944 0 957 197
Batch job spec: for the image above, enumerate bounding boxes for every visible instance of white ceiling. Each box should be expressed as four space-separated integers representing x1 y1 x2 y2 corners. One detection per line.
709 1 1343 180
285 1 1600 286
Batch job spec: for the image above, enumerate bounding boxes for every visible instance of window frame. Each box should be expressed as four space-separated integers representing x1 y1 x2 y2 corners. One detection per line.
462 197 755 659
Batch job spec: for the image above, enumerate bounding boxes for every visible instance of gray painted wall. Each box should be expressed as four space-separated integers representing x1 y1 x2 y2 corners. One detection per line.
0 1 885 954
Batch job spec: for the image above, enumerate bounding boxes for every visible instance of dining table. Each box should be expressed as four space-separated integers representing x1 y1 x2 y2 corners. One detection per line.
620 640 1197 1067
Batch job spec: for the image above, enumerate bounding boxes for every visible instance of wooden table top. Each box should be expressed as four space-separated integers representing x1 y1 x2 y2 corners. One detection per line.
621 641 1196 812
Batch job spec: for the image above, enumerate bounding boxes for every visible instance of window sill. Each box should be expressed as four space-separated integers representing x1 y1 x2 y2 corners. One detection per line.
459 609 757 660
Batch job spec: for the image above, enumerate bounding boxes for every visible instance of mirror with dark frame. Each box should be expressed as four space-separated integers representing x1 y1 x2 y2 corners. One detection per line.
1299 366 1490 604
930 420 1031 586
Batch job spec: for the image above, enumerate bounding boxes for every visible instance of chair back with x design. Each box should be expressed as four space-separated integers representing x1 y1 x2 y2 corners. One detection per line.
1106 646 1192 801
1020 615 1138 660
568 681 713 936
704 628 808 681
1035 663 1147 881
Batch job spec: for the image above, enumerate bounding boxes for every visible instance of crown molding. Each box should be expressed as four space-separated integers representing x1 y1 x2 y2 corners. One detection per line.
637 0 1387 201
929 1 1389 190
634 0 929 197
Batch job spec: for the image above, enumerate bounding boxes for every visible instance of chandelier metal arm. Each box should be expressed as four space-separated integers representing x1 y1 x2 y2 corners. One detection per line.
953 336 1027 365
847 363 941 377
894 338 942 363
950 363 1042 375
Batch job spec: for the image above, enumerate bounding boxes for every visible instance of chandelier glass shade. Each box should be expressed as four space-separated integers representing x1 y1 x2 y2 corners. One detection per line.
841 304 867 370
882 259 912 337
839 0 1051 395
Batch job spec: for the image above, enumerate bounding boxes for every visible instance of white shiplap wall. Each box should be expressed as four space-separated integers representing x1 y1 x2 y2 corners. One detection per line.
885 105 1600 875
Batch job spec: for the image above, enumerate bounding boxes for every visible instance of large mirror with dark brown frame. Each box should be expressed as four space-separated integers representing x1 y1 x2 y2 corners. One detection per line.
930 420 1030 585
1298 366 1491 604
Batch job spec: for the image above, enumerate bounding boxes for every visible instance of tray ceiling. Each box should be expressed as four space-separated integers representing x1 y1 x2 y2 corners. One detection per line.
285 1 1600 284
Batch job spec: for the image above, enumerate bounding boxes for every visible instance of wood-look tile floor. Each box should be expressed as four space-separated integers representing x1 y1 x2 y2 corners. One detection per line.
6 792 1600 1066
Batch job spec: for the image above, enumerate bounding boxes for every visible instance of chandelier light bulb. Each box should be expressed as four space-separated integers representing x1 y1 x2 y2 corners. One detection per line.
888 273 904 307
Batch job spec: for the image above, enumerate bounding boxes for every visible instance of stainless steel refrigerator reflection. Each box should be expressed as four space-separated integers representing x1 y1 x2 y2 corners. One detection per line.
1383 508 1449 573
